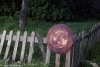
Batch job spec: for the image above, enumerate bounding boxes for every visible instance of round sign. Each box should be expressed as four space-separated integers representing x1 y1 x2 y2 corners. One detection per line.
47 24 74 54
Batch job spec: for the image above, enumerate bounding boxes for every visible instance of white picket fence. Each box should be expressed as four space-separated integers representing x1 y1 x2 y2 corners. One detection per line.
0 30 46 63
0 30 71 67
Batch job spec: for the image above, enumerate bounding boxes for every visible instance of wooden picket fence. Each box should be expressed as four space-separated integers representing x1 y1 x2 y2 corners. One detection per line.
0 22 100 67
0 30 47 64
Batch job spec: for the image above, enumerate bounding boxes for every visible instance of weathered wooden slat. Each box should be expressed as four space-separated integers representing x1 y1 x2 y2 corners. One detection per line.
74 35 77 67
98 25 100 37
90 26 97 46
27 31 35 64
76 33 81 67
12 31 20 61
99 22 100 37
85 38 90 58
45 46 51 64
95 24 99 41
0 30 6 54
65 49 71 67
4 30 13 59
86 25 95 57
90 26 95 47
55 54 60 67
96 23 100 39
85 28 92 58
92 25 96 44
20 31 27 62
70 45 73 67
74 36 79 67
78 32 84 67
81 31 84 57
36 33 46 60
93 25 97 42
98 22 100 38
71 35 76 67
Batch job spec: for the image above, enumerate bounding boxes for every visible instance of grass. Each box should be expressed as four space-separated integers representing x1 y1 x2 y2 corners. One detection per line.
0 16 100 67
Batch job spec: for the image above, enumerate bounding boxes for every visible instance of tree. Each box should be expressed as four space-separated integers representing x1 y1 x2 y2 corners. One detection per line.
19 0 28 28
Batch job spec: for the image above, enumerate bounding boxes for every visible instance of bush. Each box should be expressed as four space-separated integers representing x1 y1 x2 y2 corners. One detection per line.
0 0 93 21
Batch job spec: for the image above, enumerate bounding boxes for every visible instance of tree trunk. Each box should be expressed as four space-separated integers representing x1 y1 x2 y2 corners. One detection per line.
19 0 28 28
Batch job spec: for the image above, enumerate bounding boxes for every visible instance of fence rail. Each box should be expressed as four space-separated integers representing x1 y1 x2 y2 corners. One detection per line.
0 22 100 67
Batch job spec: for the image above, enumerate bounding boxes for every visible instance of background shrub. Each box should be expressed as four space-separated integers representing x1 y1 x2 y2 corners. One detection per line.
0 0 93 21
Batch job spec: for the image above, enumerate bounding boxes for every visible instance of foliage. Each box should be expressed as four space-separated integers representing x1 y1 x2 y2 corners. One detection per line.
86 41 100 67
0 0 21 16
0 0 93 21
27 0 93 21
79 60 93 67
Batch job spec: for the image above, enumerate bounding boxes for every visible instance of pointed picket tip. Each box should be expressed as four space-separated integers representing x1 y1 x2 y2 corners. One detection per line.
0 30 6 54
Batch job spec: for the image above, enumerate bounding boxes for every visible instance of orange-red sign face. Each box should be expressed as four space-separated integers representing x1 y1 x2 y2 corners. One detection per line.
47 24 74 54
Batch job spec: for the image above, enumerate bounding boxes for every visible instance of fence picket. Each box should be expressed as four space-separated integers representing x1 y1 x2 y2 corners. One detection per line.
95 24 98 41
36 33 46 60
91 25 95 44
55 54 60 67
99 22 100 37
65 49 71 67
12 31 20 61
45 46 51 64
4 30 13 59
0 30 6 54
20 31 27 62
90 24 96 49
28 31 35 64
81 31 84 58
86 29 91 58
76 33 81 67
90 26 95 47
74 36 79 67
74 36 78 67
78 32 84 66
96 23 100 39
71 35 77 67
94 25 97 42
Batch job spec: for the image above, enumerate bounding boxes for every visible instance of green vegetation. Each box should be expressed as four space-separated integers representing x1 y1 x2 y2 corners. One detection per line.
0 0 93 21
0 16 100 67
87 41 100 67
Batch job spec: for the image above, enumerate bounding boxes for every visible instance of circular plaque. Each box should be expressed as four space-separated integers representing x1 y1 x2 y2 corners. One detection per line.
47 24 74 54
